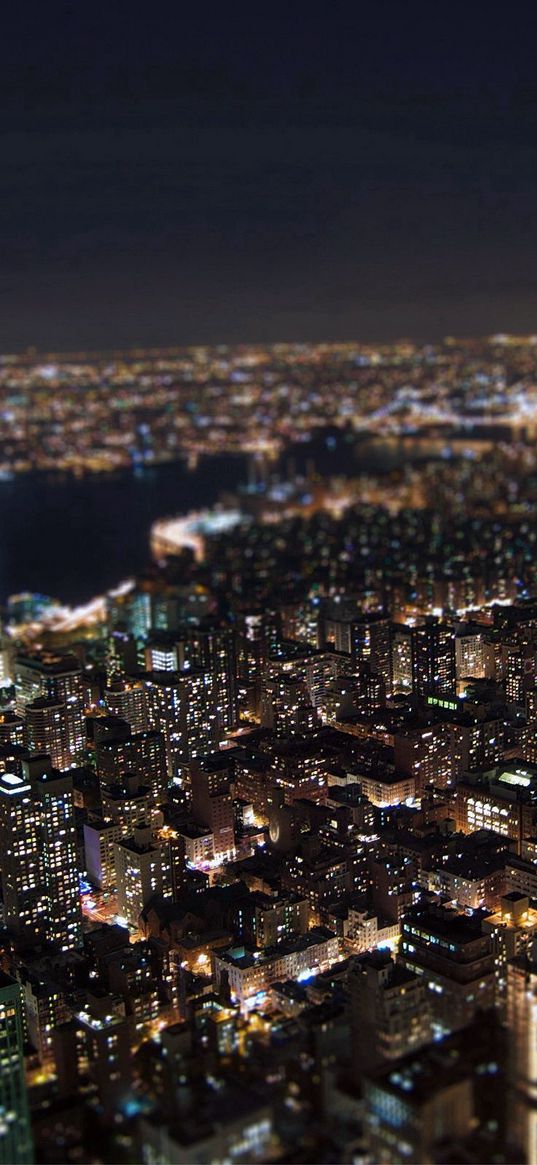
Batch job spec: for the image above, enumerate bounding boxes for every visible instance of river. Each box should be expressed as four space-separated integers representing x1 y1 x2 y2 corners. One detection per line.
0 431 445 605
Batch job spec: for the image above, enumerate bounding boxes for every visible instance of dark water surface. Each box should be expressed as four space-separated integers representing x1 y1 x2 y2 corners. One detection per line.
0 433 432 605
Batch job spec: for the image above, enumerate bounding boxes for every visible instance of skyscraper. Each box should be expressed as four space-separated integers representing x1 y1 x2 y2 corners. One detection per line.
144 671 221 770
104 677 148 734
507 947 537 1161
25 697 71 771
96 729 167 801
190 754 235 861
0 972 33 1164
411 617 456 699
0 767 82 952
115 824 165 927
0 771 45 946
14 651 85 765
34 770 83 951
350 613 392 693
349 950 432 1078
185 626 238 733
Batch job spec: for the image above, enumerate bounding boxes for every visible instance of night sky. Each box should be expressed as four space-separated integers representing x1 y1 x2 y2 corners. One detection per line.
3 6 537 351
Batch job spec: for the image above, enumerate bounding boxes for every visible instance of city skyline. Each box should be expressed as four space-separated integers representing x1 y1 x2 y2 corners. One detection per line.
5 8 537 1165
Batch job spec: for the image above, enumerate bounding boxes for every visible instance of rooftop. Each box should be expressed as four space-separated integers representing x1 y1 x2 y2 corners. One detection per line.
217 926 337 971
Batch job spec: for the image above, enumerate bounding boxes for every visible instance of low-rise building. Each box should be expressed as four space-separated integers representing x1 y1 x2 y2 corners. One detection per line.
212 927 339 1004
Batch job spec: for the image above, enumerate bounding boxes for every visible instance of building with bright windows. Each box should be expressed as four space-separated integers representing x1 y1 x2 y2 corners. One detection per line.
394 720 452 793
25 696 71 771
104 677 148 733
0 712 25 748
96 729 167 801
0 771 45 946
455 762 537 853
101 774 155 834
483 892 537 1004
34 769 83 951
399 903 496 1034
455 624 495 681
21 972 70 1067
0 766 82 952
357 768 415 808
212 927 339 1005
185 626 238 733
144 670 221 770
14 650 85 765
392 624 413 693
114 824 165 928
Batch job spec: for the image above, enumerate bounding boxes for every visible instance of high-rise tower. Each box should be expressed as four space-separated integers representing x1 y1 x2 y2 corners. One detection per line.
0 972 33 1164
0 767 82 952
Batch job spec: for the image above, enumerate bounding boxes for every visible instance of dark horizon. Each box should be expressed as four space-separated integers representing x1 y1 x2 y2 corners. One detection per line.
3 330 527 362
4 7 537 351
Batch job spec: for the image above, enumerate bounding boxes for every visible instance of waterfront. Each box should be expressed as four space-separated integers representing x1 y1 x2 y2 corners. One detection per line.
0 432 458 605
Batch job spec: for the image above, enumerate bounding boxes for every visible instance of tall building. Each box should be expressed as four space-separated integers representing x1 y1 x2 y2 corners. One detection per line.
369 851 417 923
185 626 238 733
363 1019 506 1165
0 770 45 946
144 671 220 771
84 819 123 891
14 651 85 764
236 608 280 719
349 950 432 1078
104 677 148 734
76 998 132 1118
25 697 71 771
115 824 165 927
106 629 139 676
102 774 155 833
411 618 456 699
0 712 25 749
33 769 83 952
190 754 235 861
96 729 167 801
507 946 537 1162
523 688 537 764
0 973 33 1164
20 971 69 1068
455 624 495 682
107 586 151 641
391 624 413 693
350 614 392 693
483 893 537 1006
302 650 352 717
393 720 452 793
0 767 82 952
399 902 495 1035
446 706 504 779
260 673 318 736
270 738 330 806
